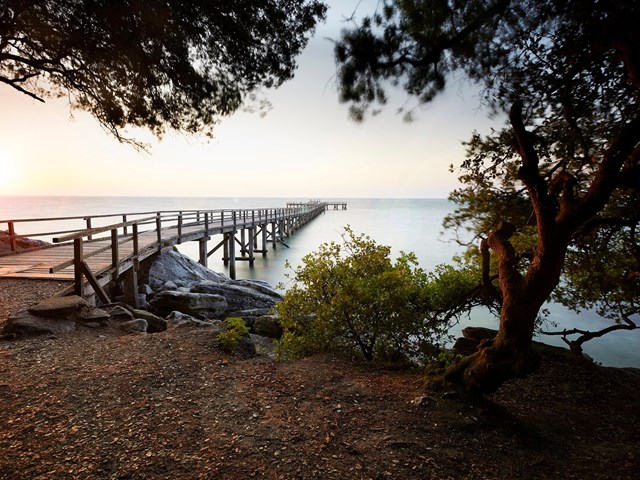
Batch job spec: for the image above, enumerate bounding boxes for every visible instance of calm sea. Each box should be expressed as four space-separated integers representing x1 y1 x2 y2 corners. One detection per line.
2 196 638 368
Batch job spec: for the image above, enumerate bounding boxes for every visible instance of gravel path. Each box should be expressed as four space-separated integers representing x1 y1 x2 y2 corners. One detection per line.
0 278 72 327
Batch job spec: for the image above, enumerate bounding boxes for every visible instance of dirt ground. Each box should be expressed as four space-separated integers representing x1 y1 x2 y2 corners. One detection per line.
1 280 639 479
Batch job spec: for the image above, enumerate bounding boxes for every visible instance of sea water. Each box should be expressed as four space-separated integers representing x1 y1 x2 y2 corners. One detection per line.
2 196 638 367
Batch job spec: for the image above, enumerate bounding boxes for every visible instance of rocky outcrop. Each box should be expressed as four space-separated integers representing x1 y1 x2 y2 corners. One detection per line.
146 248 229 291
453 327 499 355
0 230 50 254
191 280 280 313
149 291 228 319
3 248 281 359
140 249 282 324
1 297 164 338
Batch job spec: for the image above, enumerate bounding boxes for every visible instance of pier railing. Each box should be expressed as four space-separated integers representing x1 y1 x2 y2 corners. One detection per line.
0 205 322 253
0 202 330 303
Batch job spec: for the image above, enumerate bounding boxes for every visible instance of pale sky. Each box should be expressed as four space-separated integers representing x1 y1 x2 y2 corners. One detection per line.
0 1 501 198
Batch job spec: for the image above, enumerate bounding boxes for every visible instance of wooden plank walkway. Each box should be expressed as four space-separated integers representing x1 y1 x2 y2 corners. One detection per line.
0 203 334 303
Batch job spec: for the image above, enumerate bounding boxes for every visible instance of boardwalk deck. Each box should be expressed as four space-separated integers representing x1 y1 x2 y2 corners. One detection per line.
0 203 337 303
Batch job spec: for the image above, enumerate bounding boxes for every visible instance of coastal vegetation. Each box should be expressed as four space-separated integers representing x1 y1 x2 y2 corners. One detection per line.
276 226 484 363
334 0 639 392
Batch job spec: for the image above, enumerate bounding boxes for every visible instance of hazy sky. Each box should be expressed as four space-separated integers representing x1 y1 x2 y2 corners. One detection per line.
0 0 501 198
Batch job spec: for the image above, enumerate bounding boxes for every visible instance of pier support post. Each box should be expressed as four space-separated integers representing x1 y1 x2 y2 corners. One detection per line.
248 227 255 267
271 222 277 249
223 233 230 266
240 228 247 256
199 238 208 267
261 224 267 257
228 231 236 280
122 267 139 308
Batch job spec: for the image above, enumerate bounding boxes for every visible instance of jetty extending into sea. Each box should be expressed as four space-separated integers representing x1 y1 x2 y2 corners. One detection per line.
0 201 345 306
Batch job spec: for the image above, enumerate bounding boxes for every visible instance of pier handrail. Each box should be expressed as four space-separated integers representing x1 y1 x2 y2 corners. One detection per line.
0 201 336 302
1 205 323 252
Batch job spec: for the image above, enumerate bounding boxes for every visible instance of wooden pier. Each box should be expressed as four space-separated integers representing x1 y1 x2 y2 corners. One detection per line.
0 201 342 305
286 201 347 210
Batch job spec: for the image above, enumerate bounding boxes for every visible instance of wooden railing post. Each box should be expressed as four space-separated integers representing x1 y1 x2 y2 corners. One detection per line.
123 214 128 235
132 223 139 269
111 228 119 277
178 211 183 244
204 212 209 236
156 213 162 252
221 210 225 229
85 217 93 240
73 238 84 297
8 221 15 252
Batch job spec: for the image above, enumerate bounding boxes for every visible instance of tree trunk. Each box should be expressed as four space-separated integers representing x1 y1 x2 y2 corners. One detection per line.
445 221 569 393
446 293 543 393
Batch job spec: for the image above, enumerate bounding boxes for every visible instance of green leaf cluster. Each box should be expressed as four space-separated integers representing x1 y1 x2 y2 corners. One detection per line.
216 317 249 350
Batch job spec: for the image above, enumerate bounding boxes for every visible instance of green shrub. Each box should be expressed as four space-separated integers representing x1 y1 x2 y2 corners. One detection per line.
276 226 474 363
216 317 249 350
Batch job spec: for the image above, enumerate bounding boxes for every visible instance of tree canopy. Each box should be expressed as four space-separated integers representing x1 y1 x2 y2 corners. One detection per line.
335 0 639 391
0 0 326 145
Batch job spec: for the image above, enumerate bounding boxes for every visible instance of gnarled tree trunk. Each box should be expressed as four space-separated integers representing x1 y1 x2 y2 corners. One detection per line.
446 101 640 393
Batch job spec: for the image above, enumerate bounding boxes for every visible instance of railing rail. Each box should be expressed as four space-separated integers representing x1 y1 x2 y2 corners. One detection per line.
1 202 332 302
1 204 323 253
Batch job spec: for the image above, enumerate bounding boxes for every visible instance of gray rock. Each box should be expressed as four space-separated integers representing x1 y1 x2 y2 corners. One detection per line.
165 310 198 325
3 309 76 337
139 284 154 296
137 294 150 310
232 335 257 357
177 287 191 293
453 337 480 356
462 327 497 342
131 309 167 333
166 311 223 329
191 280 279 313
149 291 228 319
250 334 276 357
78 308 110 325
163 280 178 291
226 308 273 330
27 295 88 318
104 305 134 321
147 249 229 291
120 319 148 333
233 279 283 301
253 315 283 339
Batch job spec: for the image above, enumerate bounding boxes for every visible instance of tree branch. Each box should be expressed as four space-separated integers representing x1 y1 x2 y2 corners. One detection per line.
541 315 638 355
486 221 521 295
0 76 44 102
509 100 557 230
563 116 640 228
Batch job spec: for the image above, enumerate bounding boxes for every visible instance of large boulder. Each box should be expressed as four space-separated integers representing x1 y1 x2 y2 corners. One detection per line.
147 248 230 291
191 280 279 313
452 327 499 355
149 291 227 319
253 315 284 339
27 295 89 317
3 309 76 337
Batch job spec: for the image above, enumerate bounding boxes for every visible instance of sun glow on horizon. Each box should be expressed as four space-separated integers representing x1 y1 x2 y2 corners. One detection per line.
0 146 20 189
